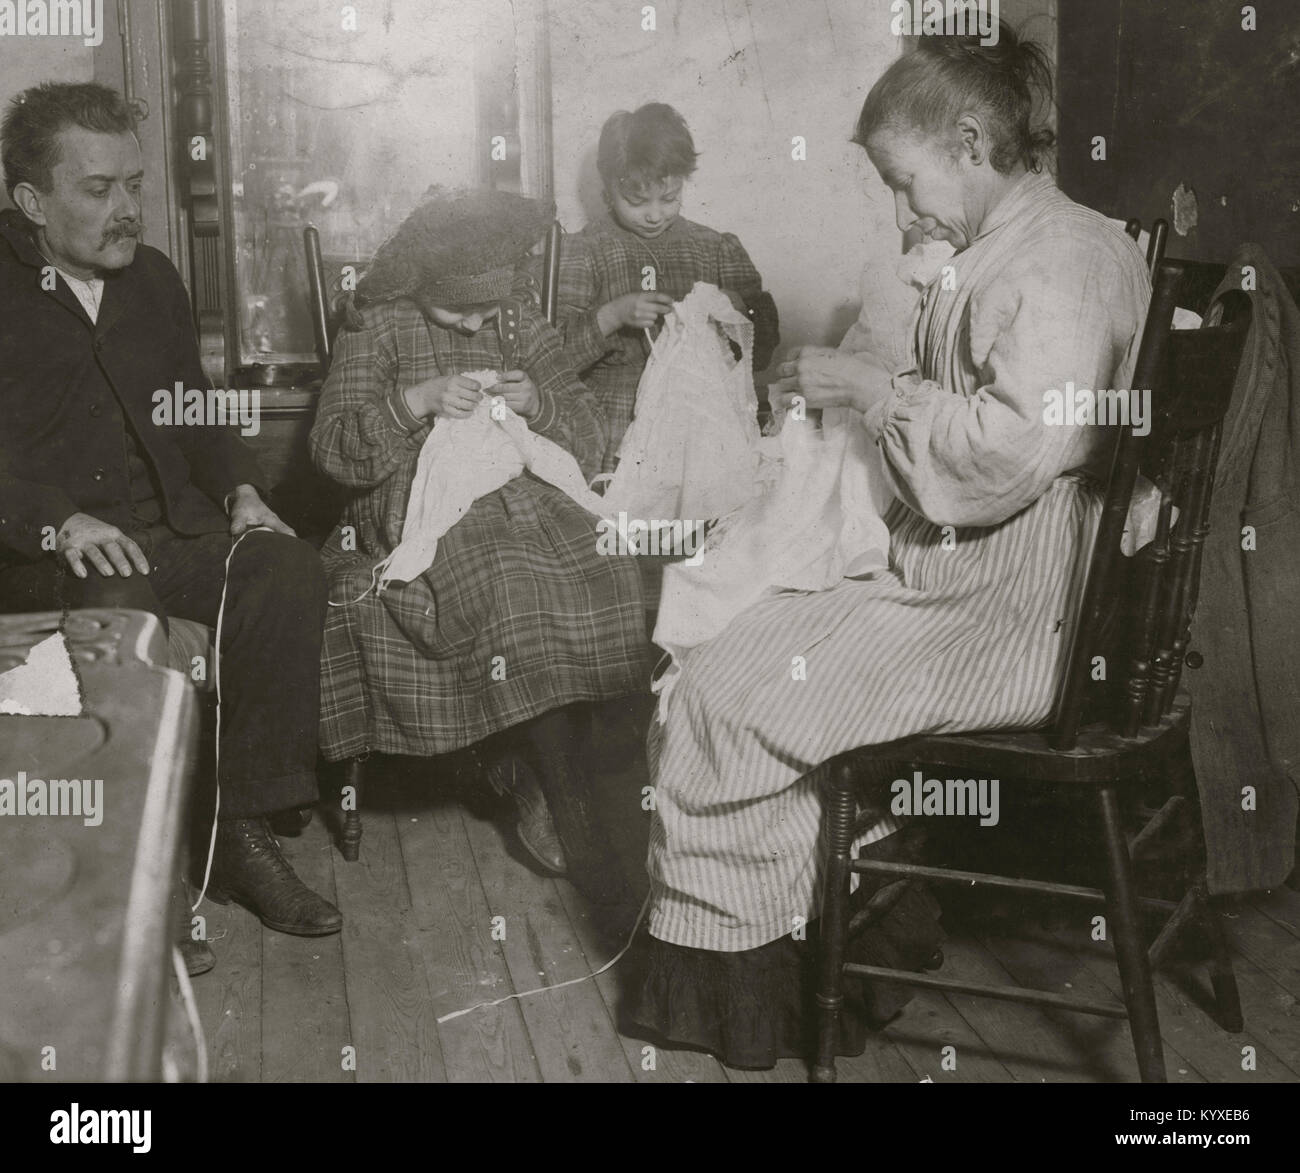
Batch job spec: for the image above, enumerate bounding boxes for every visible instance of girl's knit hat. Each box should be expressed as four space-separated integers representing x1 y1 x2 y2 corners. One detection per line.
345 186 554 325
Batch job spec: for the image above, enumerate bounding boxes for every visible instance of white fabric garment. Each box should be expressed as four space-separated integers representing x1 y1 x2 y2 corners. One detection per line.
379 284 765 594
376 393 606 591
597 281 762 524
651 279 900 698
839 239 956 370
653 409 892 703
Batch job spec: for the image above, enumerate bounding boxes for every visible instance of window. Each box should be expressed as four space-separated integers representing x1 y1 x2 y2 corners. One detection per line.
216 0 546 370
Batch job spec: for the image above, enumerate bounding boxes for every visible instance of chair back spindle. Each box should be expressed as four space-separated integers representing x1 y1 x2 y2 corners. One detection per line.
1049 258 1252 751
1147 220 1170 275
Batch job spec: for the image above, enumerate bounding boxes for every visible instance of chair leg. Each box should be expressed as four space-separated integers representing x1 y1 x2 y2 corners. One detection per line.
1097 785 1166 1082
341 757 364 862
812 758 857 1084
1197 891 1244 1032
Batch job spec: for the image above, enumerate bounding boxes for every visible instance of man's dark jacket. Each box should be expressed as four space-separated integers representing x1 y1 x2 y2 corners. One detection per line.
0 208 263 566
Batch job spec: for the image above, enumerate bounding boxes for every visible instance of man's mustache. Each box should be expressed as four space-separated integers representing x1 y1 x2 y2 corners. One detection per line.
101 223 142 245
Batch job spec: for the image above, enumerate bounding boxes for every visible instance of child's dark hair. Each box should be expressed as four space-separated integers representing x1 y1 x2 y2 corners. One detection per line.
597 103 699 199
853 21 1055 174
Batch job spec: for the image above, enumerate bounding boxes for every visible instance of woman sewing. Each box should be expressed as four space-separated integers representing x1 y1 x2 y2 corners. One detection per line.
626 24 1153 1068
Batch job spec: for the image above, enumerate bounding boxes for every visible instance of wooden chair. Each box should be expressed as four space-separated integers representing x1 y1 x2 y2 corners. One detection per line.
306 221 565 860
810 249 1254 1084
1123 216 1169 277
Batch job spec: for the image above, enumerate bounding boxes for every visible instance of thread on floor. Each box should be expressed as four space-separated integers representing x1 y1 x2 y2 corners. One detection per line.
436 891 650 1024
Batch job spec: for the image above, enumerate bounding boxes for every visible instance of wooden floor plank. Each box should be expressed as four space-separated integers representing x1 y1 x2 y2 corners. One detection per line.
1206 909 1300 1080
1046 918 1296 1083
977 922 1203 1083
883 988 1018 1083
919 935 1106 1081
1253 886 1300 941
719 1040 918 1084
1224 904 1300 997
553 883 731 1083
192 758 1300 1084
397 792 542 1083
331 804 447 1082
260 815 353 1082
820 1028 919 1083
459 804 636 1083
725 1057 814 1083
192 880 262 1083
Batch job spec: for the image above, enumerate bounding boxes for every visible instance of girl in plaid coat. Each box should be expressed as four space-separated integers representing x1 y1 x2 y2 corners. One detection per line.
310 189 649 889
526 103 779 475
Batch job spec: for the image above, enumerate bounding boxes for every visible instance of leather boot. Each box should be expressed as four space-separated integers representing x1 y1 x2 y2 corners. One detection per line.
484 755 568 875
207 817 342 936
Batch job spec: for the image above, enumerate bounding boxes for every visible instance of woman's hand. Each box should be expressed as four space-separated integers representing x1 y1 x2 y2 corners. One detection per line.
767 346 894 415
597 291 675 335
495 370 540 420
405 373 483 420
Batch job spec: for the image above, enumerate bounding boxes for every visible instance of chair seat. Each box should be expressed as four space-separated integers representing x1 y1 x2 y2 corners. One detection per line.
843 692 1190 786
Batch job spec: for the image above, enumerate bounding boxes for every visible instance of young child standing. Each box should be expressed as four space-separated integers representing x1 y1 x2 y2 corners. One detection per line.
533 103 779 474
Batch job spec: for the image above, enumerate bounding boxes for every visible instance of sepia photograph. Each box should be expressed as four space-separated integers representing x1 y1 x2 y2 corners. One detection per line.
0 0 1297 1149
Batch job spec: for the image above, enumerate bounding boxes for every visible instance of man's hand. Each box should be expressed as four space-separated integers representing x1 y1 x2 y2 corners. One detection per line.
227 484 295 537
768 346 894 415
405 373 483 420
494 370 540 420
55 513 150 579
597 291 675 335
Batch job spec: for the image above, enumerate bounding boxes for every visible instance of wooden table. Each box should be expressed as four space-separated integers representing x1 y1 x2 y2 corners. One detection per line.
0 609 200 1081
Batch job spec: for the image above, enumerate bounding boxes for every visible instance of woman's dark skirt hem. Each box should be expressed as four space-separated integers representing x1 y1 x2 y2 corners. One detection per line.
623 829 944 1071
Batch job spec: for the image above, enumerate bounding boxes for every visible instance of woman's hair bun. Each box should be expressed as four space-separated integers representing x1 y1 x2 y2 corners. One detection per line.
856 19 1056 174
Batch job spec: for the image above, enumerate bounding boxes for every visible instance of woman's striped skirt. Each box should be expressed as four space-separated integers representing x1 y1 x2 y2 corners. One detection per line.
644 474 1103 953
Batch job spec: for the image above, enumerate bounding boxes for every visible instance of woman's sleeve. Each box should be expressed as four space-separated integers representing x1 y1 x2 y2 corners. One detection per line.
862 237 1146 527
718 231 780 372
309 307 428 489
520 314 607 482
552 235 616 374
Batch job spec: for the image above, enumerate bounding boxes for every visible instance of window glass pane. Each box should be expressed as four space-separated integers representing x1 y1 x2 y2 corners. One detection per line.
222 0 521 367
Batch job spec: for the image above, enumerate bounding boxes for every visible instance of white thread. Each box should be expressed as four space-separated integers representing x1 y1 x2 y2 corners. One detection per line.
191 527 270 912
435 891 650 1024
170 945 209 1083
327 559 382 607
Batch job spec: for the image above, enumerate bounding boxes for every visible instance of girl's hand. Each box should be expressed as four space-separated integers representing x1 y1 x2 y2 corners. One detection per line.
495 370 540 419
768 346 894 414
598 291 675 334
406 373 483 420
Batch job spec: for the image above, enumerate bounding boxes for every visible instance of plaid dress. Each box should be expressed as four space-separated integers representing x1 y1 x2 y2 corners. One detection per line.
310 299 649 760
522 215 776 474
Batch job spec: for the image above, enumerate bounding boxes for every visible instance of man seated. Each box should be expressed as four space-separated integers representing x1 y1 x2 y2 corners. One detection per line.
0 81 340 944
